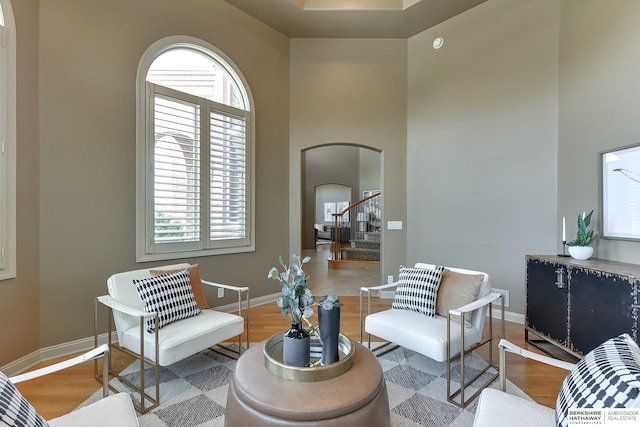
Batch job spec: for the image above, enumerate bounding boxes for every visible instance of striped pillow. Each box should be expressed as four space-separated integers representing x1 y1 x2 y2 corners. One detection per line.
556 333 640 427
0 371 48 427
392 265 444 317
134 269 201 333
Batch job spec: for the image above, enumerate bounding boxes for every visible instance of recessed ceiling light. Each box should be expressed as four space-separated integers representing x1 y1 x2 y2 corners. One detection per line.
433 37 444 49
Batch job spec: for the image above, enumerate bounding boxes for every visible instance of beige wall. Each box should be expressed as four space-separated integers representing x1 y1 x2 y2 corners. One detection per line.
407 0 561 315
558 0 640 264
5 0 640 367
0 0 40 366
289 38 408 280
31 0 290 352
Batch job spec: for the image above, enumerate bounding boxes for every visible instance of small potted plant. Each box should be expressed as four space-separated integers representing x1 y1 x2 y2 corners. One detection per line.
268 254 315 366
567 210 599 260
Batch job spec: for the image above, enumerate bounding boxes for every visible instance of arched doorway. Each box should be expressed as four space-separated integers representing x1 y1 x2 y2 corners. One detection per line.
301 144 382 283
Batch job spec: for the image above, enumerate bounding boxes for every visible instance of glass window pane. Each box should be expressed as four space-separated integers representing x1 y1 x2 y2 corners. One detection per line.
210 110 247 240
153 94 201 244
147 48 244 109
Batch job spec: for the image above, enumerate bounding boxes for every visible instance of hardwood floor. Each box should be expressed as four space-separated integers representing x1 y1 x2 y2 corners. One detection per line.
18 299 568 420
16 255 568 419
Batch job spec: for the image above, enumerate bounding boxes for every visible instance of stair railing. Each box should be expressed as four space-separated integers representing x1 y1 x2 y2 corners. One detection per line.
331 192 381 261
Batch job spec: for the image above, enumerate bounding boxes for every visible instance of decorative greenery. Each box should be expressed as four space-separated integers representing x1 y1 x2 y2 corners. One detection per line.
268 254 315 324
268 254 344 326
567 210 599 247
319 294 343 310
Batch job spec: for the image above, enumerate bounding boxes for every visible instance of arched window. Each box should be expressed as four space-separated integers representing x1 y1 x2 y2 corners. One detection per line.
0 0 16 280
136 37 254 261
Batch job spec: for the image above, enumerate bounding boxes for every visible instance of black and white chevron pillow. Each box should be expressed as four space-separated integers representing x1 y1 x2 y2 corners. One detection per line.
0 371 48 427
556 333 640 427
134 269 201 333
392 265 444 317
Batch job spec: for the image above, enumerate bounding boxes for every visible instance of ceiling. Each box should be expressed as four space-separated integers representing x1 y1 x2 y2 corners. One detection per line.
223 0 488 38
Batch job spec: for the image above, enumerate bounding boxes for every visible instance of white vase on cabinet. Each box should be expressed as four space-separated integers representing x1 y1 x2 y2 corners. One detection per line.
568 246 593 260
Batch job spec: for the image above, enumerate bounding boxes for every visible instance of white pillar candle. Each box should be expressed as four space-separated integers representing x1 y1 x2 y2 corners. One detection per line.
562 217 566 241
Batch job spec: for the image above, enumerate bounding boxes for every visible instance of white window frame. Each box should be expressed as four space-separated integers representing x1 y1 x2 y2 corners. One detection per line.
0 0 16 280
136 36 255 262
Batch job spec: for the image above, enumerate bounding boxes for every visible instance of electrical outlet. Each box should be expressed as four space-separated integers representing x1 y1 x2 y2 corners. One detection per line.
491 288 509 308
387 220 403 230
218 287 224 298
387 275 394 284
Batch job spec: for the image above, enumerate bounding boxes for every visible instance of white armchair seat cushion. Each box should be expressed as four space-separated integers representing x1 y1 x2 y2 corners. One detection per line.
365 308 481 362
48 393 139 427
120 309 244 366
473 388 555 427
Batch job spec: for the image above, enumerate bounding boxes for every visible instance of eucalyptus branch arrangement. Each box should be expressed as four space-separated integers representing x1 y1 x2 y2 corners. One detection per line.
268 254 344 327
268 254 315 324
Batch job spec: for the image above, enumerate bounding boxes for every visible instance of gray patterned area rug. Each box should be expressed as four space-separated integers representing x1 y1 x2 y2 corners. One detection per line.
81 344 531 427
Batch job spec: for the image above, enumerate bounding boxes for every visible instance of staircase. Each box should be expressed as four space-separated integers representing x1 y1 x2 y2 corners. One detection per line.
327 192 381 269
341 231 380 261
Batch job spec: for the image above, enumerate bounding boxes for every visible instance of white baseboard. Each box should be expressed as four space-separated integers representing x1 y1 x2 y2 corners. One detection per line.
215 292 280 313
0 332 118 377
1 294 282 377
490 308 524 325
379 290 395 299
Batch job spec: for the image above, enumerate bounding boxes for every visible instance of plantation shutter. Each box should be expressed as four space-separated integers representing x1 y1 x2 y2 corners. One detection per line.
152 87 202 247
139 44 253 261
209 107 248 243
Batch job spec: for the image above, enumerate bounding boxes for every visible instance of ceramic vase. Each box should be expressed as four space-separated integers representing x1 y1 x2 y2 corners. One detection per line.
318 301 341 366
283 322 310 367
568 246 593 260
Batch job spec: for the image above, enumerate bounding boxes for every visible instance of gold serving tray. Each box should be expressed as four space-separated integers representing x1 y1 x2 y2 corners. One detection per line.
263 333 355 382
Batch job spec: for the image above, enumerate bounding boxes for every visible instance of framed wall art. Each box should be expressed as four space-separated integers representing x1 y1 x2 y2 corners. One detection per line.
600 143 640 240
324 202 336 222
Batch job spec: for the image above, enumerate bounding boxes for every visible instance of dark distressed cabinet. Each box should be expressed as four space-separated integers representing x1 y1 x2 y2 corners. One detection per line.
526 255 640 358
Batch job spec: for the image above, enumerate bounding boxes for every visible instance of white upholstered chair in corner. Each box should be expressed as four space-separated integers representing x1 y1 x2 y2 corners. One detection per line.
94 263 250 413
4 344 139 427
360 263 504 408
474 334 640 427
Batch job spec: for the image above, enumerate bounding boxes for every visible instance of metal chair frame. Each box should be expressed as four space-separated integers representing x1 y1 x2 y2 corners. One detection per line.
360 282 504 408
94 281 249 413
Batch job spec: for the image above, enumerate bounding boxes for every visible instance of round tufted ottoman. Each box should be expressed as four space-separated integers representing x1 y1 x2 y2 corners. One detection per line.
225 339 390 426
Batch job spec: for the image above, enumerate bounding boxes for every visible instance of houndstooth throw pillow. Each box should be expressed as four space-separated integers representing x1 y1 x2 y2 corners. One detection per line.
134 269 201 333
556 333 640 427
0 371 48 427
392 265 444 317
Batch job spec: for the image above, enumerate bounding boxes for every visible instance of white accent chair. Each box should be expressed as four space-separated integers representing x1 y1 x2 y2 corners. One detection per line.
475 336 640 426
95 263 249 413
360 263 504 407
9 344 139 427
473 339 576 427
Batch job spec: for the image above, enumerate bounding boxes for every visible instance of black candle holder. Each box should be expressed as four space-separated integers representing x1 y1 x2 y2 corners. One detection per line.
558 240 570 257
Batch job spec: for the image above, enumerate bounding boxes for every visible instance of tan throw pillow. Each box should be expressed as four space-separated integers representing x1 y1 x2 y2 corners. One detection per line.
435 269 484 327
150 264 210 309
